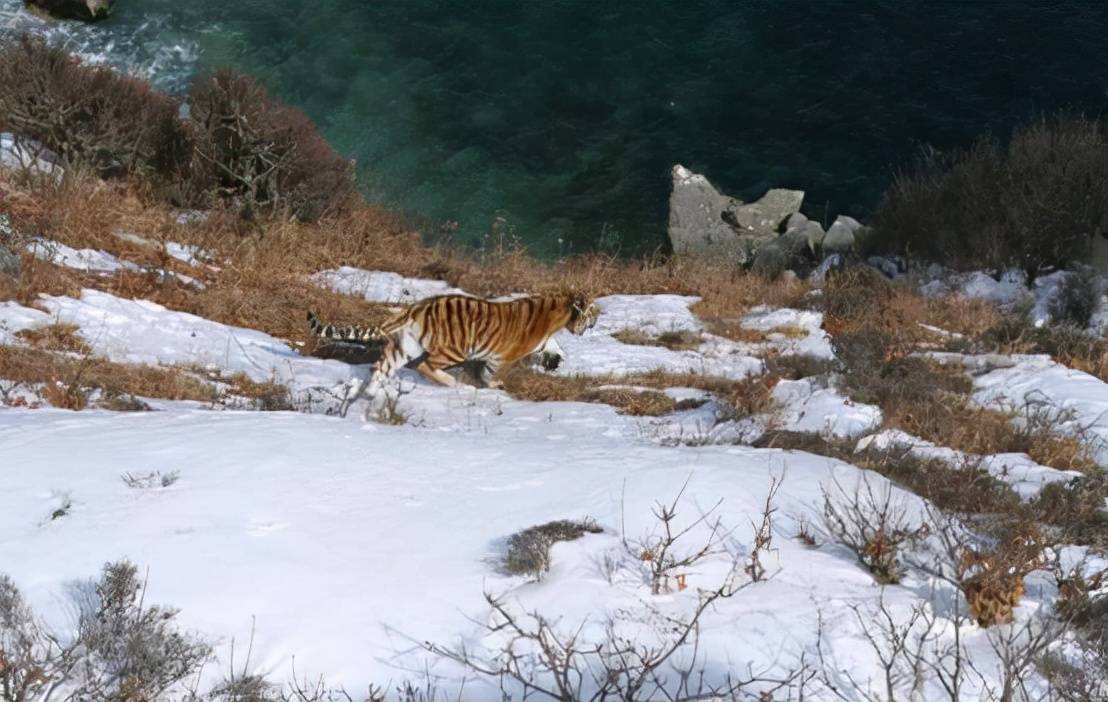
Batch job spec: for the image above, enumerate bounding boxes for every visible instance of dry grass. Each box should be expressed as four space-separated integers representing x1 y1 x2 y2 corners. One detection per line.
14 323 90 354
611 328 702 352
0 345 217 408
500 366 773 418
0 171 816 352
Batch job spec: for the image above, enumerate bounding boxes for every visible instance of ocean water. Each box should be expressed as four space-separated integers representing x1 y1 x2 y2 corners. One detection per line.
3 0 1108 256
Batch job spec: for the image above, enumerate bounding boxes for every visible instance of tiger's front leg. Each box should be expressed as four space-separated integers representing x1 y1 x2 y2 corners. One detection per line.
538 337 565 371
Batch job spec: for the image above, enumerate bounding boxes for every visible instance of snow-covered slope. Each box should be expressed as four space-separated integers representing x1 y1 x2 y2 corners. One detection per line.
1 270 1100 699
1 404 924 696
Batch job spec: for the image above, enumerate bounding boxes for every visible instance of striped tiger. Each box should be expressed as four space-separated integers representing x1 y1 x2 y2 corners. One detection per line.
308 293 599 418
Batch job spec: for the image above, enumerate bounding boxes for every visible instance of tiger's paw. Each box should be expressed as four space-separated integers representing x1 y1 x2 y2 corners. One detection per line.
541 352 563 371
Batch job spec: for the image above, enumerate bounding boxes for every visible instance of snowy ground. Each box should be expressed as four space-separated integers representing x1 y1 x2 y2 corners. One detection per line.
1 270 1103 699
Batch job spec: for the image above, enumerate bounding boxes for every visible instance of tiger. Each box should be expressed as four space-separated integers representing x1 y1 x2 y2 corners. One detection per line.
307 293 599 419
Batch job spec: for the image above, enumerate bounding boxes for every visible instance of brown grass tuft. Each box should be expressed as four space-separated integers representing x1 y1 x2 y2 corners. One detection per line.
612 328 702 352
0 345 217 407
15 323 90 354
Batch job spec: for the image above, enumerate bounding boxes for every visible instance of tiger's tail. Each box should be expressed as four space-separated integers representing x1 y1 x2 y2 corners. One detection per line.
307 310 382 343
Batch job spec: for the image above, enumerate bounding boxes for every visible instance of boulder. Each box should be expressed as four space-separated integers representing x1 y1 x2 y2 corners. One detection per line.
785 212 809 231
24 0 112 21
822 219 856 254
790 220 826 256
751 227 815 279
668 164 803 263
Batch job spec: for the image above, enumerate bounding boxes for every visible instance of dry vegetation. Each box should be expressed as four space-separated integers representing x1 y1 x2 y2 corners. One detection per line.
500 366 774 418
612 328 702 351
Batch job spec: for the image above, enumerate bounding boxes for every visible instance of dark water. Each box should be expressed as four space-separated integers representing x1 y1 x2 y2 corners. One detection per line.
5 0 1108 255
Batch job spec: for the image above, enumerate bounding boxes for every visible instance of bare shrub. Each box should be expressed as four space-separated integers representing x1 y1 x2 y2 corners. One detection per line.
121 470 180 490
0 36 190 180
913 509 1045 628
187 69 357 222
822 476 923 584
503 519 604 579
622 477 726 595
872 115 1108 274
1030 472 1108 548
426 587 806 701
0 561 210 702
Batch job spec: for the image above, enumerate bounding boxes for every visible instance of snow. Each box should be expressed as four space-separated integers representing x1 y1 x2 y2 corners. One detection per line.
770 378 882 439
14 289 351 408
1 274 1099 698
0 300 50 344
742 305 835 360
0 132 62 177
555 295 764 380
974 358 1108 465
25 238 142 275
312 267 465 303
857 429 1083 499
23 237 205 288
1 405 937 697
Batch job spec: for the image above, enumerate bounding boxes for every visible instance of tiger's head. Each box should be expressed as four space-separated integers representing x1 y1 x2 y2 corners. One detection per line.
565 295 599 335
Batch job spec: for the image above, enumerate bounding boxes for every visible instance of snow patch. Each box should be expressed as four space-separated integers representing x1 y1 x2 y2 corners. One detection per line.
312 267 465 303
771 378 882 439
857 429 1083 499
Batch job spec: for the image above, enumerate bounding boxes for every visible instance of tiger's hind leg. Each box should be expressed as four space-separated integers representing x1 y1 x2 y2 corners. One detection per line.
342 328 425 420
478 359 503 389
414 351 466 387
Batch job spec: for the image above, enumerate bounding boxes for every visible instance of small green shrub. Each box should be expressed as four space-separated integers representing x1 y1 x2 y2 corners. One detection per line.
503 519 603 578
873 115 1108 274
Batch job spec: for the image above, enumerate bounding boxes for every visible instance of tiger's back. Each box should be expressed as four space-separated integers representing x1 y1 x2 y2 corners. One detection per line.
390 294 583 366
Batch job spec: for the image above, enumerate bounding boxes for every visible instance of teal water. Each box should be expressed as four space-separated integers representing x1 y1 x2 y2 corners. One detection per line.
4 1 1108 255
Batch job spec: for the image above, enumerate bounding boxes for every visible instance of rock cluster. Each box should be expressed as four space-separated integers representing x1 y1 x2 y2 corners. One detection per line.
667 164 871 278
24 0 112 21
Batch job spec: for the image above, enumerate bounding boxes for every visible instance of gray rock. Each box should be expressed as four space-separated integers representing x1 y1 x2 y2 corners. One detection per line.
668 164 803 262
867 256 901 279
810 254 846 284
790 221 826 256
785 212 809 231
25 0 112 21
751 228 814 278
822 220 856 254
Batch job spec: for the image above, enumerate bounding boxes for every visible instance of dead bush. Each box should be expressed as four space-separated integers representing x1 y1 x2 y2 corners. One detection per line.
822 476 923 584
502 519 604 579
0 35 190 180
918 511 1046 627
873 115 1108 274
0 561 210 702
1030 472 1108 547
187 69 357 222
